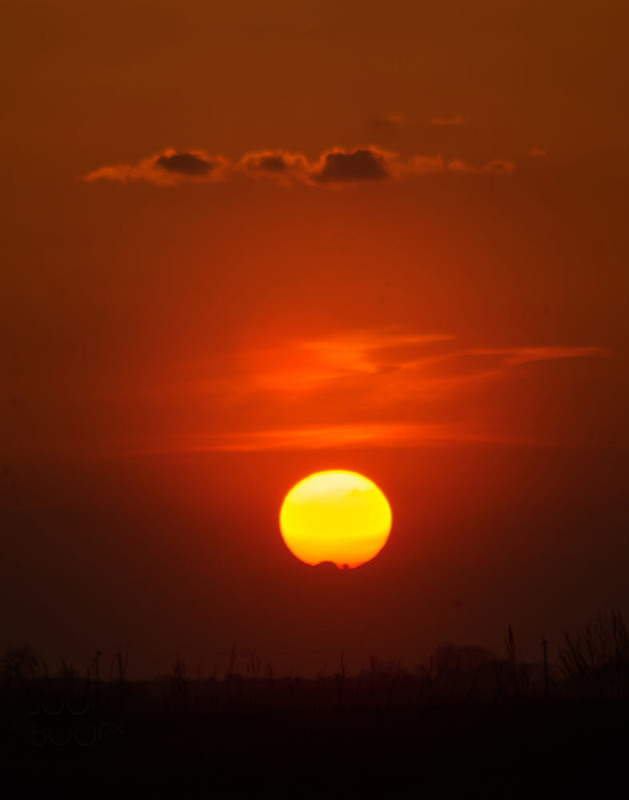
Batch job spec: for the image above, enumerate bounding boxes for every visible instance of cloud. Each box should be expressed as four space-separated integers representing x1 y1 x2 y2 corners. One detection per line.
155 150 222 176
405 155 515 178
241 147 401 186
472 346 607 366
173 422 514 452
117 420 524 457
447 158 516 176
234 332 454 396
84 164 140 184
196 334 609 419
309 147 396 183
84 146 516 186
84 148 228 185
528 147 548 157
238 150 309 184
187 333 608 416
111 331 610 456
240 151 305 174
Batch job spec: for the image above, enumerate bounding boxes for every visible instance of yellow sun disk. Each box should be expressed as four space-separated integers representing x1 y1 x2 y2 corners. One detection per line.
279 471 392 569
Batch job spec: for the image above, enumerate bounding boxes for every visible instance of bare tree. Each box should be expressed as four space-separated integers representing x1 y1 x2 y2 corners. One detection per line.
1 645 39 684
558 609 629 699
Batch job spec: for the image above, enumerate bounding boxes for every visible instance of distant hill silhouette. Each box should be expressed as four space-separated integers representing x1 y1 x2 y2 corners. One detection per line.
312 560 347 571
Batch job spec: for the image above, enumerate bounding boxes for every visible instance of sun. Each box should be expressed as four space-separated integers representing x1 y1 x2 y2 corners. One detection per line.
279 470 392 569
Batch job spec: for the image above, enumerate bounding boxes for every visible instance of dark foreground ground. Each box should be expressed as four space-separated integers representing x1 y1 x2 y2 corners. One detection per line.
2 681 629 797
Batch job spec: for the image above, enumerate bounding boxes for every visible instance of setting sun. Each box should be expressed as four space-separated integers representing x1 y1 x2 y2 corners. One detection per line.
279 471 392 569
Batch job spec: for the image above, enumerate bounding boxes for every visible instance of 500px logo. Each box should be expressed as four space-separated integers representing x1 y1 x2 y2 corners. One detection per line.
30 721 124 747
25 699 124 748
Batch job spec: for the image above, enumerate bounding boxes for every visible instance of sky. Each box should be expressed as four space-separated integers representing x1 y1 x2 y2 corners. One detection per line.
2 0 629 677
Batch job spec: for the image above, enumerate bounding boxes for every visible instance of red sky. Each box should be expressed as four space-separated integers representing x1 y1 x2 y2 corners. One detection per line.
2 0 629 677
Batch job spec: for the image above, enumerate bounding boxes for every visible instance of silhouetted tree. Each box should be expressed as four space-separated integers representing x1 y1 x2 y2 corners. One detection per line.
559 609 629 699
1 645 39 684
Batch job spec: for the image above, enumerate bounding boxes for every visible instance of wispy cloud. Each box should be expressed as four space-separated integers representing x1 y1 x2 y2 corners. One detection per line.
447 158 516 176
163 422 529 453
219 332 454 398
471 346 606 366
143 331 609 453
232 337 606 406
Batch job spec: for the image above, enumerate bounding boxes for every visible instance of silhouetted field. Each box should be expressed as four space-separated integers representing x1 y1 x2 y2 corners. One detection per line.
2 612 629 796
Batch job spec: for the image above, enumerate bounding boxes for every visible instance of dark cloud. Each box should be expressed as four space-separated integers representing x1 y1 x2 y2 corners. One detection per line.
245 154 287 172
239 151 308 179
252 154 286 172
84 149 228 185
311 147 392 183
155 151 221 176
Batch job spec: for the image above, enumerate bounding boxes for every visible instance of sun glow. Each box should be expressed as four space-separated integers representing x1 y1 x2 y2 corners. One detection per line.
279 470 392 569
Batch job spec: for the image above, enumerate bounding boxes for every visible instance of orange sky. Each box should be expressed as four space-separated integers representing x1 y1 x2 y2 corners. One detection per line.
2 0 629 676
